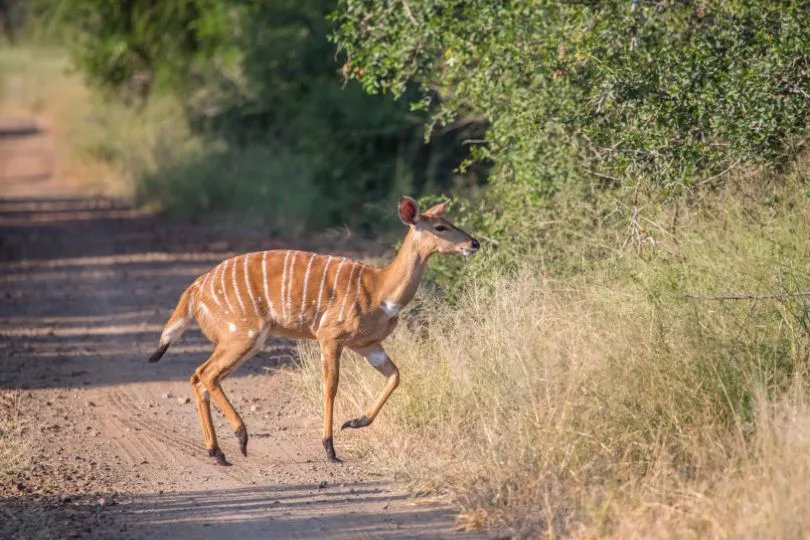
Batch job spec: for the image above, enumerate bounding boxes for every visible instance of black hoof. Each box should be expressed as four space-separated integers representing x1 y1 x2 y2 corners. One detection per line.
235 425 248 457
322 437 342 463
208 447 231 466
341 415 371 430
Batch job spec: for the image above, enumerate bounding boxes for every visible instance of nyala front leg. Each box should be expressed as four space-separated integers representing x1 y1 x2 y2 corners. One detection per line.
319 339 343 462
341 344 400 431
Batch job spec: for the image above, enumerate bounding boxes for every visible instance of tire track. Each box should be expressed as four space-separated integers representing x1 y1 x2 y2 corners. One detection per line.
104 389 206 462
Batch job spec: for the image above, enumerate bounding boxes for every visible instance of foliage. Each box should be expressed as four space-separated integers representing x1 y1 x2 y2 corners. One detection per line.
334 0 810 255
37 0 234 97
139 146 339 235
38 0 484 234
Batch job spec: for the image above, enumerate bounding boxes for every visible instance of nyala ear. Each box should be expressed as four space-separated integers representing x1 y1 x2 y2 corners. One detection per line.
422 200 450 218
398 196 421 226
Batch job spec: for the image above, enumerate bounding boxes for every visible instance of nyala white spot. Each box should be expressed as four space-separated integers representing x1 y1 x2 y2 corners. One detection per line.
368 351 388 367
247 329 255 338
381 301 401 317
229 323 237 332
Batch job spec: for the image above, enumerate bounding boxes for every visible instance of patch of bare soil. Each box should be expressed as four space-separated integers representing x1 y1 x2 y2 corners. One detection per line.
0 118 487 539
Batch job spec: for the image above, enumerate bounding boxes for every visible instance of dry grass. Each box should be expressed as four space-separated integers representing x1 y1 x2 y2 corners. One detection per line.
0 391 54 539
0 390 31 476
295 172 810 538
607 384 810 539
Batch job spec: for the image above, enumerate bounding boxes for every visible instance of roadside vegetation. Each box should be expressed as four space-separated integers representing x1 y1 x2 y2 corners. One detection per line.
13 0 482 236
0 391 29 477
0 44 190 198
298 167 810 536
0 391 47 538
6 1 810 537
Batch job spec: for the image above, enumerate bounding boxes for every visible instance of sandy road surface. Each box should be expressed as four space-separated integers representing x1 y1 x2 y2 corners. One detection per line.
0 119 486 539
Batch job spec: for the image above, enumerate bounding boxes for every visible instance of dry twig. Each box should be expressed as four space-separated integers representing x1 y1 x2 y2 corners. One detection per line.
685 291 810 301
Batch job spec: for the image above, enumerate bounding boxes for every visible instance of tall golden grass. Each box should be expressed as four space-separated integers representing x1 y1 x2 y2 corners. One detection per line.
296 172 810 538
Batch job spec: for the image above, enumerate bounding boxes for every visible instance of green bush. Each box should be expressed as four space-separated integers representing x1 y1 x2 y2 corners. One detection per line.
334 0 810 259
140 146 343 236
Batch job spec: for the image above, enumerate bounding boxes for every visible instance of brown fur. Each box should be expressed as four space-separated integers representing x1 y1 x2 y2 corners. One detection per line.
151 197 479 463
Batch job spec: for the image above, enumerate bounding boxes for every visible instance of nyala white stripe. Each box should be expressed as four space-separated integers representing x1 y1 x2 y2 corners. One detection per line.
315 255 333 315
280 251 291 322
322 257 347 325
232 256 246 314
244 254 261 318
284 251 298 323
299 253 317 322
206 266 222 308
220 259 235 313
352 264 365 311
339 262 358 322
199 271 213 307
261 251 276 319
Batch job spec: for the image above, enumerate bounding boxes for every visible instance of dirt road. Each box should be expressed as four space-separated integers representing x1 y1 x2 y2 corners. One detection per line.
0 119 482 539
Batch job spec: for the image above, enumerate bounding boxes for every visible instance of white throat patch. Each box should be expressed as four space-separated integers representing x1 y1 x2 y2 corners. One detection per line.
367 350 388 367
381 301 401 317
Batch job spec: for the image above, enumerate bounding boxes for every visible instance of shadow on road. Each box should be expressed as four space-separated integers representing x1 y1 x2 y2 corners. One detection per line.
0 482 482 540
0 197 298 390
0 119 41 139
122 482 474 539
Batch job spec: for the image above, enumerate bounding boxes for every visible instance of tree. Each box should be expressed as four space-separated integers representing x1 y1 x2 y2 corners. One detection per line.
50 0 481 231
335 1 810 198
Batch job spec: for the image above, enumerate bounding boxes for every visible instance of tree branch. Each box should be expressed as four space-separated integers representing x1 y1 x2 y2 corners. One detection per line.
401 0 418 26
685 291 810 301
693 158 742 189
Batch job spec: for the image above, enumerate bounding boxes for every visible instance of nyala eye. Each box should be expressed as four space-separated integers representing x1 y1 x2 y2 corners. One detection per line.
434 225 448 232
